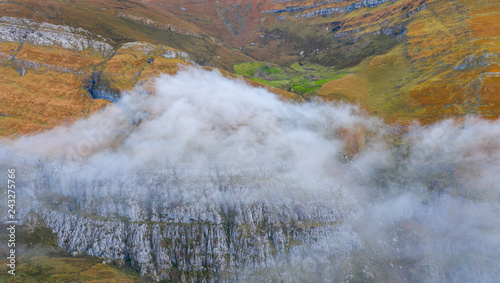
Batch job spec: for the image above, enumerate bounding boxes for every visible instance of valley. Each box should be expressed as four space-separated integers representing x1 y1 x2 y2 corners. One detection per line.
0 0 499 282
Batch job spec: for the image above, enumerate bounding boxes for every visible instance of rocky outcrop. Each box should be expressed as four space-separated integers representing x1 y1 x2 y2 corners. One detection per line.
262 0 342 14
0 17 36 42
36 205 357 281
453 53 499 71
7 107 362 281
120 42 191 62
0 16 113 56
0 17 114 75
0 16 197 136
403 3 427 18
162 49 191 61
14 156 360 282
116 12 200 38
335 27 363 38
262 0 400 18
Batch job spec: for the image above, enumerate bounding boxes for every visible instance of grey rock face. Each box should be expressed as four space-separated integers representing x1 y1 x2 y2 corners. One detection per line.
453 53 499 71
119 42 192 62
9 142 362 282
162 49 191 61
36 204 358 281
116 12 200 38
0 17 35 42
262 0 401 18
403 3 427 18
335 28 362 38
24 169 359 282
0 16 113 56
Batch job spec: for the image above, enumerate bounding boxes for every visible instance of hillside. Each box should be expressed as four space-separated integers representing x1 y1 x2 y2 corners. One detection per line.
0 12 300 137
238 0 500 124
0 0 498 133
0 0 499 282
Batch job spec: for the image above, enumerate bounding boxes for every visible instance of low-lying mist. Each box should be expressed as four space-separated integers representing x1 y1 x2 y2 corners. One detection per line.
1 67 499 281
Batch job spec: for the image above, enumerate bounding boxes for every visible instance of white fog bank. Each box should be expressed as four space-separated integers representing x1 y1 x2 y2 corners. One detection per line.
1 67 499 282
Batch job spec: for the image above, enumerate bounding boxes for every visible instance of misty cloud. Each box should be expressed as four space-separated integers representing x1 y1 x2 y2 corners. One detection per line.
1 67 499 281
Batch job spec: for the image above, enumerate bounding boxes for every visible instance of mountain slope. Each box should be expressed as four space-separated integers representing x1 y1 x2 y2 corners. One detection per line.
1 1 498 122
241 0 500 123
1 1 500 282
125 0 499 124
0 14 299 136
